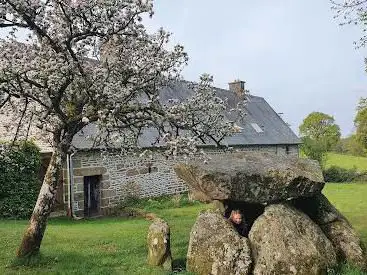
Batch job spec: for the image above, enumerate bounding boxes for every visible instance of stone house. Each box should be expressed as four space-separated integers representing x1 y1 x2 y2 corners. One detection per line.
0 80 301 217
64 80 301 217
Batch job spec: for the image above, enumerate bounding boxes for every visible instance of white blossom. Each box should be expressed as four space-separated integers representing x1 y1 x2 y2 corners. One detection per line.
0 0 245 158
81 117 89 124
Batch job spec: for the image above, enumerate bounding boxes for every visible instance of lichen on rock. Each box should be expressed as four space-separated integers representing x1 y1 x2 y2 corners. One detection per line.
187 210 252 275
174 152 324 204
147 218 172 271
249 203 337 275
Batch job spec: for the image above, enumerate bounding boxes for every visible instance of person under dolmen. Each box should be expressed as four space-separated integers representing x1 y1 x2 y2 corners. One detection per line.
228 209 249 237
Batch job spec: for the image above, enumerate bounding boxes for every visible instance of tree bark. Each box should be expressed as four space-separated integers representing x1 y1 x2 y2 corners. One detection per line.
17 148 63 257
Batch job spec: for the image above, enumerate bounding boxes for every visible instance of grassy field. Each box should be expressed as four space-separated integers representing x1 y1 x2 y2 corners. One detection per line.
323 183 367 245
323 154 367 245
0 202 209 275
1 153 366 274
0 183 366 275
326 153 367 171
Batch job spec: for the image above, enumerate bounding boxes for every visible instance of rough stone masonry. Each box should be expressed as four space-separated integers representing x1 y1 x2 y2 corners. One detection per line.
64 145 298 216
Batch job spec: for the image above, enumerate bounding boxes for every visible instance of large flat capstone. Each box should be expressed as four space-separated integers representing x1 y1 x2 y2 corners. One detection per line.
174 152 324 204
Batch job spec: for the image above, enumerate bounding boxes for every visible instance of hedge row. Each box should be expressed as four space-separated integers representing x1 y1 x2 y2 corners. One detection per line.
0 142 41 219
323 165 367 183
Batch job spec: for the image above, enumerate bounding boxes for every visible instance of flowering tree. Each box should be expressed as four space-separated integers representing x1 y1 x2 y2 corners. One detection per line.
0 1 244 257
331 1 367 150
331 1 367 47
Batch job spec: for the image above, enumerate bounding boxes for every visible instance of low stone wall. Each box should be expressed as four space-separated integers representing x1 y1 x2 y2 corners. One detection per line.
62 144 299 216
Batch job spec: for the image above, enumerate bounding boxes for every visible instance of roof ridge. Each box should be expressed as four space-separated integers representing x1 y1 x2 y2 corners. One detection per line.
170 79 266 100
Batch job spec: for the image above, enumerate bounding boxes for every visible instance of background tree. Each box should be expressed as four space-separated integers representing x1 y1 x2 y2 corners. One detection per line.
355 97 367 150
299 112 341 164
299 136 328 165
0 0 244 257
299 112 341 150
334 134 366 156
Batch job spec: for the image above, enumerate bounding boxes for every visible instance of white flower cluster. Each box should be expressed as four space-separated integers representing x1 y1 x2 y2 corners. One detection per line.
0 0 245 158
331 0 367 47
162 74 247 149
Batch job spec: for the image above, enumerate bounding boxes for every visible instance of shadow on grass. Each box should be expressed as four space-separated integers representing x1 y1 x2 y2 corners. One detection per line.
172 258 186 272
7 249 165 275
9 253 58 269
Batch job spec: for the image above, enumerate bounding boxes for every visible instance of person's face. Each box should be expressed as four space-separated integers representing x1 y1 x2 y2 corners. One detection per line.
232 213 242 224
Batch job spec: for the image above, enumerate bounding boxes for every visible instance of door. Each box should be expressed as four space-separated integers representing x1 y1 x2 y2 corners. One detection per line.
84 175 100 217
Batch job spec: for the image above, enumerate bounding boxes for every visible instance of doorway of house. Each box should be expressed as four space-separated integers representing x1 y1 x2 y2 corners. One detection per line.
84 175 100 217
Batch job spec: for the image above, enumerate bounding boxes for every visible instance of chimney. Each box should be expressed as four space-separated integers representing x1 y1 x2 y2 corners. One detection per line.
228 79 246 97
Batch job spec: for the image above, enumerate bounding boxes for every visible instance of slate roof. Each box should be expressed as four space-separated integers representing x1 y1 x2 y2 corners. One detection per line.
72 81 300 149
0 108 53 153
226 95 300 145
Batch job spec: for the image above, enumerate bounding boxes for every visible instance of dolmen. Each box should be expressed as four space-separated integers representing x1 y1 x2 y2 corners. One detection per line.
174 152 366 275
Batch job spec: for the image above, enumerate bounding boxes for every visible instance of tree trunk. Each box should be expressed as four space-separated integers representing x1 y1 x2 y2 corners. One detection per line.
17 149 63 257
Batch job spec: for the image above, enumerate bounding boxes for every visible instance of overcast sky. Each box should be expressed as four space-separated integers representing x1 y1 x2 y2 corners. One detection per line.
146 0 367 136
2 1 366 137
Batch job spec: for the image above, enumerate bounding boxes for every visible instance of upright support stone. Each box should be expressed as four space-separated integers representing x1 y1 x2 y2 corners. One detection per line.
147 218 172 271
249 204 337 275
322 220 367 271
187 210 252 275
211 200 226 215
293 194 367 270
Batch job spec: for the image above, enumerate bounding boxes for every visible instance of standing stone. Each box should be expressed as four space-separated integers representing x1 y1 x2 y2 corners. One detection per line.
293 194 367 270
315 194 366 270
321 220 367 271
187 210 252 275
211 200 226 215
291 194 342 225
147 218 172 271
249 204 337 275
174 152 324 204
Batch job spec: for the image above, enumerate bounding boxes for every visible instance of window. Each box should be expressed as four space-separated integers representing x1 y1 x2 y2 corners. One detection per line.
251 123 264 133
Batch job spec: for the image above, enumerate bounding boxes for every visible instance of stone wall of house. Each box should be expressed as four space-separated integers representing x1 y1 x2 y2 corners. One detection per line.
62 144 299 216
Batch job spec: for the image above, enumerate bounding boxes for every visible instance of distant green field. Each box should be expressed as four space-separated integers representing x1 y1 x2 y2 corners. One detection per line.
319 153 367 247
326 153 367 171
323 183 367 245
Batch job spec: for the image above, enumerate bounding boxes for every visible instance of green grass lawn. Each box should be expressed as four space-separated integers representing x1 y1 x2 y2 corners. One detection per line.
323 183 367 244
0 203 209 275
326 153 367 171
0 183 366 275
323 153 367 247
